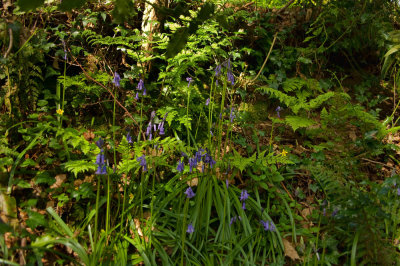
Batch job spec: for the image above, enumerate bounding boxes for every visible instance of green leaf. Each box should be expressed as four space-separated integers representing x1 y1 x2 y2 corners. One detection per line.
17 0 45 11
166 27 189 58
112 0 136 24
26 210 47 229
284 116 315 132
63 160 97 177
58 0 86 11
231 149 257 173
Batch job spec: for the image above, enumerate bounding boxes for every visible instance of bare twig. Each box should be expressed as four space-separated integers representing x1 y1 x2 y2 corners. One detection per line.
275 0 295 15
250 32 278 84
3 28 13 58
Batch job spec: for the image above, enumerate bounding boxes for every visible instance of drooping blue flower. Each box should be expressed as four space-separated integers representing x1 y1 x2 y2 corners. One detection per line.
95 164 107 175
112 72 121 87
146 122 152 136
189 158 197 173
195 148 204 164
135 92 139 101
230 216 237 226
203 152 216 169
397 188 400 196
186 77 193 87
187 223 194 234
205 98 210 106
227 71 234 86
137 155 147 172
240 190 249 201
332 208 339 217
226 179 229 189
230 107 236 123
96 138 104 148
242 202 246 210
261 220 276 232
137 79 145 90
275 106 282 118
143 88 147 96
177 160 184 173
181 152 187 157
126 132 133 144
96 150 105 165
185 187 196 199
159 122 165 135
215 64 222 77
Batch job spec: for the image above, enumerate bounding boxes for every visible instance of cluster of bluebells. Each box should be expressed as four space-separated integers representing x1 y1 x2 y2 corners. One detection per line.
260 220 276 232
215 57 235 86
135 79 146 101
240 190 249 210
95 138 107 175
146 111 167 140
187 147 216 173
136 154 147 172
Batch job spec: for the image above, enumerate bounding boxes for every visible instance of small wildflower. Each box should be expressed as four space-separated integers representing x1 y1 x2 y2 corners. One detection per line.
181 152 187 157
189 158 196 172
230 107 236 123
62 40 67 60
261 220 276 232
137 79 145 90
210 130 213 136
281 149 288 157
95 150 105 165
215 64 222 77
229 216 237 226
185 187 196 199
56 109 64 115
187 223 194 234
112 72 121 87
242 202 246 210
95 164 107 175
126 131 133 144
135 92 139 101
227 71 235 85
177 160 184 173
186 77 193 87
137 155 147 172
205 98 210 106
397 188 400 196
96 138 104 148
275 106 282 118
332 208 339 217
226 179 229 189
240 190 249 201
143 88 147 96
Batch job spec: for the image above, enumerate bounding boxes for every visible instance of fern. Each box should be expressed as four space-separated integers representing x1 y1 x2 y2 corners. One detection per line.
284 115 315 132
231 149 257 173
63 160 97 177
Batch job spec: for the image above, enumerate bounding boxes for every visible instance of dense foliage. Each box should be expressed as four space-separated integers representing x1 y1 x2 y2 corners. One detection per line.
1 0 400 264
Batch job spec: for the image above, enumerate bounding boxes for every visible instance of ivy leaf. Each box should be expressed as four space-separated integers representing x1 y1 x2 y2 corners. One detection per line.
17 0 45 11
58 0 86 11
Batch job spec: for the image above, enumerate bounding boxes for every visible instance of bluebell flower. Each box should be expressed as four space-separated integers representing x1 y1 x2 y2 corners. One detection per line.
397 188 400 196
332 208 338 217
177 160 184 173
137 79 145 91
187 223 194 234
205 98 210 106
185 187 195 199
226 179 229 189
260 220 276 232
230 216 237 226
189 158 197 173
126 132 133 144
95 164 107 175
275 106 282 118
96 138 104 148
143 88 147 96
96 150 105 165
215 64 222 77
227 71 234 85
240 190 249 201
203 152 216 169
210 130 213 136
159 122 165 135
230 107 236 123
112 72 121 87
195 148 204 164
146 122 152 136
135 92 139 101
186 77 193 87
181 152 187 157
137 155 147 172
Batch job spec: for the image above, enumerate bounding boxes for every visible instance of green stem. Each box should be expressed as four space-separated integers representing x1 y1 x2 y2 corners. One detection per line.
94 175 100 243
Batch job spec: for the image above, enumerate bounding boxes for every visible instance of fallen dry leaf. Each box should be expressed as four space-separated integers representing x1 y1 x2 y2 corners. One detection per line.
50 174 67 189
283 238 301 261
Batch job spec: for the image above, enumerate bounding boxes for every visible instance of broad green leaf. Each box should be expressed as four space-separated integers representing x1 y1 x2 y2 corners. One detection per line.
166 27 189 58
17 0 45 11
58 0 86 11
